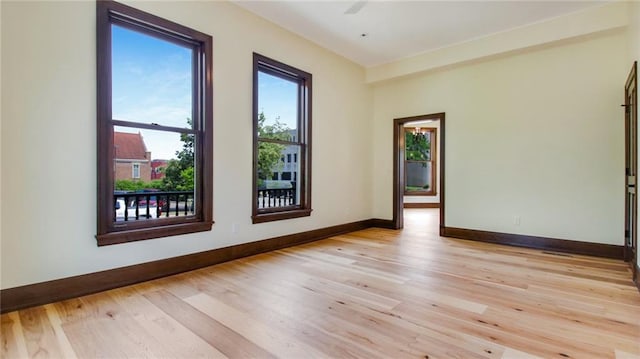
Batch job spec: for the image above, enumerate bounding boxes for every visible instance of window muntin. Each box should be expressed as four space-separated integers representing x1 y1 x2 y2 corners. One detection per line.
97 1 213 245
252 53 312 223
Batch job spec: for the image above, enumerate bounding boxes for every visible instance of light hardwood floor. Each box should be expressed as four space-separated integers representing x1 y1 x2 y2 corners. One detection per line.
2 209 640 358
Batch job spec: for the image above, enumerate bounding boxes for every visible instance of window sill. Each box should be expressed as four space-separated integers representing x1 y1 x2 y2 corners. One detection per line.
252 208 312 224
96 221 213 246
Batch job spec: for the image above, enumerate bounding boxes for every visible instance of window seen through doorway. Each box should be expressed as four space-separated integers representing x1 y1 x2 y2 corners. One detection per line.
404 127 436 196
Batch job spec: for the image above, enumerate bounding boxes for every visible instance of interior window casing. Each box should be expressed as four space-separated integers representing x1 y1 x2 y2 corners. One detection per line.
252 53 312 223
96 0 213 245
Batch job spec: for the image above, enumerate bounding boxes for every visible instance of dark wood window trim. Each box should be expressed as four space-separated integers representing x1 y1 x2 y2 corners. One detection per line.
403 127 437 196
96 0 213 246
252 53 312 224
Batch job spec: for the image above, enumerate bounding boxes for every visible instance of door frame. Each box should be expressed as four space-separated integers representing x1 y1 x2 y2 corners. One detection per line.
624 61 638 284
393 112 445 233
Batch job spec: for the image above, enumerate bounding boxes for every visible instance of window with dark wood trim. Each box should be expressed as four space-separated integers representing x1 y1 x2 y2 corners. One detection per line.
96 0 213 245
404 127 436 196
252 53 312 223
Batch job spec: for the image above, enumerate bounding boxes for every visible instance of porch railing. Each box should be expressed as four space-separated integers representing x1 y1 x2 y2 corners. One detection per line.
257 185 296 209
115 191 194 221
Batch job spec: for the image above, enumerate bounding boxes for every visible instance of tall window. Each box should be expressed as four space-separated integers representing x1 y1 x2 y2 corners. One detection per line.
404 127 436 196
253 53 312 223
97 1 213 245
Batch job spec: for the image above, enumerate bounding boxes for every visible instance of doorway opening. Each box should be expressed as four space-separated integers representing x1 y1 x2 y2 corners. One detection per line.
624 61 637 284
393 113 445 234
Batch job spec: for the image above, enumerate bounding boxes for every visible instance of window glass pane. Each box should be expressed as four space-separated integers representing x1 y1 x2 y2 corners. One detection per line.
257 71 298 141
112 24 193 129
113 126 195 222
257 143 301 209
406 161 433 193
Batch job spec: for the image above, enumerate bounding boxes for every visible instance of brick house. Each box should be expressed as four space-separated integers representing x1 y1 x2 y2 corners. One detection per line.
114 132 151 182
151 159 168 180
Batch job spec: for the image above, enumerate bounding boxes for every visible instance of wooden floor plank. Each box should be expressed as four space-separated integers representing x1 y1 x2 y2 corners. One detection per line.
1 312 29 359
18 306 64 358
1 209 638 358
185 268 388 358
615 349 640 359
144 289 275 358
183 292 327 358
42 304 77 359
107 286 228 358
54 291 189 358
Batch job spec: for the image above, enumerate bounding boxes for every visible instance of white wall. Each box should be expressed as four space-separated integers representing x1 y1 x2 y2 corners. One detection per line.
0 1 373 289
372 30 628 245
1 1 634 290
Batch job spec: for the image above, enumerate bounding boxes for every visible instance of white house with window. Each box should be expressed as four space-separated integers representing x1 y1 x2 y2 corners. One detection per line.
272 130 300 182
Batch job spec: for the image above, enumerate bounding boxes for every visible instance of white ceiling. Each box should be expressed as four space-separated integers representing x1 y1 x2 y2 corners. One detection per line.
234 1 607 67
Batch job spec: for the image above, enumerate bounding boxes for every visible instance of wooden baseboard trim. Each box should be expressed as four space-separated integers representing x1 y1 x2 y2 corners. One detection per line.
0 219 373 314
369 218 396 229
403 202 439 208
442 227 624 259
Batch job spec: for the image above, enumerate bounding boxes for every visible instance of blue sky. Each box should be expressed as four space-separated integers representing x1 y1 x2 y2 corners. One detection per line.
258 72 297 132
112 24 296 160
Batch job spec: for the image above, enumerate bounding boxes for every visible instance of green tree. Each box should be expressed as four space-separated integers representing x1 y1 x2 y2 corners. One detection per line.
405 131 431 161
115 179 164 191
163 119 195 191
257 111 290 184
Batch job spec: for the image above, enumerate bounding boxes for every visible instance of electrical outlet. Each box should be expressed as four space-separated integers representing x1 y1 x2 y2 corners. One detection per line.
513 216 521 226
231 222 239 233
